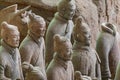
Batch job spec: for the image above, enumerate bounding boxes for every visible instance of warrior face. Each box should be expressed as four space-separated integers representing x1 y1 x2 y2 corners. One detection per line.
28 13 46 38
30 22 46 38
6 30 20 48
62 6 76 20
77 27 91 46
60 41 73 61
1 22 20 48
74 17 91 46
54 34 73 61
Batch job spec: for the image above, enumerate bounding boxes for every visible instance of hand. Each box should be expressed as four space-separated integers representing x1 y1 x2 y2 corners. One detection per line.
25 67 45 80
22 62 33 72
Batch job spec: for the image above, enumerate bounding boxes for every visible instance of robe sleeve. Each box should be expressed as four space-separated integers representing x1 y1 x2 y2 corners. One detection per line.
0 56 11 80
19 45 33 77
19 45 33 64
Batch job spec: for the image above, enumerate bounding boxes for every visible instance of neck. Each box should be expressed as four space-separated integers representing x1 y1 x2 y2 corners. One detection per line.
28 30 42 45
73 40 90 51
54 52 69 63
30 30 41 39
55 12 70 22
1 39 16 55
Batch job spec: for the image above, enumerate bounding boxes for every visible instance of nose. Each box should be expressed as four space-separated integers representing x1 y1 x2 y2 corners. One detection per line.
70 49 73 54
69 12 74 16
88 35 91 39
16 36 20 41
40 28 46 31
85 34 91 39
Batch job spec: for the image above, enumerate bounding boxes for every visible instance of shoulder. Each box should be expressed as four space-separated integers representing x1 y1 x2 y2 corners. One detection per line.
0 46 8 56
47 60 59 73
47 62 60 80
0 46 8 66
19 40 34 56
19 36 35 51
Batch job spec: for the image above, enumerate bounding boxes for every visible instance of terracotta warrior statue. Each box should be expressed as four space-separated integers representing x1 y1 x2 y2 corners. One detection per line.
19 13 47 80
46 34 74 80
0 22 23 80
96 23 120 80
72 17 101 80
45 0 76 65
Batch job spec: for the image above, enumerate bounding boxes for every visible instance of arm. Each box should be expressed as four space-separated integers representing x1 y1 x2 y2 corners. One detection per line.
19 45 33 77
19 45 33 64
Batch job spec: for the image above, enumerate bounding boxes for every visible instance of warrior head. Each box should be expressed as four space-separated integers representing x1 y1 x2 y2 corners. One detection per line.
57 0 76 20
1 21 20 48
54 34 73 61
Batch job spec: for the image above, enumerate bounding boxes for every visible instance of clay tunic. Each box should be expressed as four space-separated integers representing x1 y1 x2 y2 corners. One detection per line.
0 40 23 80
19 32 46 79
72 42 101 80
46 54 74 80
45 13 74 64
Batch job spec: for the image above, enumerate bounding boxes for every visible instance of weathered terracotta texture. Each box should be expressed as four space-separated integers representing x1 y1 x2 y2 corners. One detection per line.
0 22 23 80
19 13 47 80
72 17 101 80
0 0 120 48
46 34 74 80
45 0 76 65
96 23 120 79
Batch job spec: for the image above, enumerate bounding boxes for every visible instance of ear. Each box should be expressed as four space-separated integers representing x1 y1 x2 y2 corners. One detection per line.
1 21 9 30
15 5 31 16
0 4 17 14
53 34 61 52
